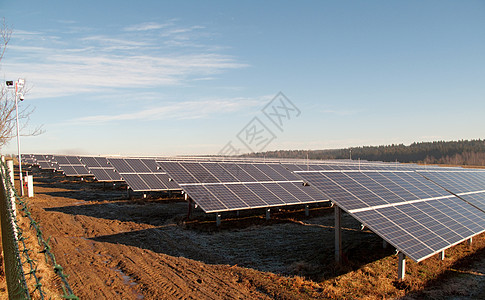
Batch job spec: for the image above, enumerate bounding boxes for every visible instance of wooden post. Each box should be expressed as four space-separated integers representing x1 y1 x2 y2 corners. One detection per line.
398 252 406 280
335 206 342 264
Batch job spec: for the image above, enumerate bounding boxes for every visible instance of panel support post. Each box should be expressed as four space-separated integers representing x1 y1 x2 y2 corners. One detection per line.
185 193 192 220
266 208 271 220
468 237 473 246
440 250 445 260
305 204 310 217
334 205 342 264
383 240 388 249
398 252 406 280
216 213 221 227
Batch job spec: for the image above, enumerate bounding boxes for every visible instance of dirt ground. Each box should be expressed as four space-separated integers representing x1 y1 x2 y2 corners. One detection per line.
1 167 485 299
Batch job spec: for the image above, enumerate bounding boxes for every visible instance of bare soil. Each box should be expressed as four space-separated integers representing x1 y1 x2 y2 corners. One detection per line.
1 167 485 299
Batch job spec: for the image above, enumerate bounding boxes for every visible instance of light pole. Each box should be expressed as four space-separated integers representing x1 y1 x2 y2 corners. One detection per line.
6 79 25 196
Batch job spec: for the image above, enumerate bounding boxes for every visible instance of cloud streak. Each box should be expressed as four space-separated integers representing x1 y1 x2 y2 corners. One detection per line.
71 96 268 124
3 21 248 99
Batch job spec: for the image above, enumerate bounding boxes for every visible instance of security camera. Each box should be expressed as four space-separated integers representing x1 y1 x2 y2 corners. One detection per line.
19 93 24 101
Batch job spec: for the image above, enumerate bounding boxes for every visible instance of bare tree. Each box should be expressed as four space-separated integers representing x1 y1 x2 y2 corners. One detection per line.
0 18 43 149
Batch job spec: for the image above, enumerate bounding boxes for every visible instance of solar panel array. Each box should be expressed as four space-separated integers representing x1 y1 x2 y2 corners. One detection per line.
108 158 180 192
157 160 328 213
79 156 123 182
51 155 92 177
294 167 485 262
30 154 57 170
19 153 485 265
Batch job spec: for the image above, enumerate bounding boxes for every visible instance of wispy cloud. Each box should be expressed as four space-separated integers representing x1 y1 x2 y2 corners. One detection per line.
73 96 266 124
124 21 173 32
3 21 248 99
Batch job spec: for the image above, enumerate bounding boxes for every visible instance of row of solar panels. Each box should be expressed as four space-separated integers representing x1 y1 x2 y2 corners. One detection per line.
22 154 180 191
22 154 485 263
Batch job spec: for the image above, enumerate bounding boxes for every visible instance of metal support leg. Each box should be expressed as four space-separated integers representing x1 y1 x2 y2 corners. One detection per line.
305 204 309 217
216 213 221 227
398 252 406 280
266 208 271 220
186 194 192 220
440 250 445 260
468 237 473 246
335 206 342 264
383 240 388 249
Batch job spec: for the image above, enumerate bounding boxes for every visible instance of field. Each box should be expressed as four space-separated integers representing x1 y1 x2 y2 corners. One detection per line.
1 168 485 299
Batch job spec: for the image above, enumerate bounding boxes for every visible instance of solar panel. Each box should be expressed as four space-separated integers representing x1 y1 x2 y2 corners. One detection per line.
107 157 181 192
30 154 57 170
51 155 92 177
79 156 123 182
294 169 485 262
157 161 328 213
418 170 485 212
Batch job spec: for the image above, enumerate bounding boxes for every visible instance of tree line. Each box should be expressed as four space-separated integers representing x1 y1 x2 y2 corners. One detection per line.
246 139 485 166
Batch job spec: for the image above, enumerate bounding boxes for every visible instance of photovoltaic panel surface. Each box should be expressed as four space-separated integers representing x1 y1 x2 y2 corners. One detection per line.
157 161 328 213
79 156 124 182
30 154 57 170
51 155 92 177
108 158 180 192
294 169 485 262
418 170 485 212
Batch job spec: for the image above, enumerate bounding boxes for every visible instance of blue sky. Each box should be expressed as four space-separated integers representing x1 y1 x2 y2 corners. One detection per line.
0 1 484 156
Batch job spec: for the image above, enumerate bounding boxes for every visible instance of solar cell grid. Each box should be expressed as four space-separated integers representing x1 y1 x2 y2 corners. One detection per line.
121 174 150 191
295 167 485 262
269 164 301 181
199 163 239 182
206 184 249 210
138 174 167 190
124 158 152 173
108 158 135 173
246 183 285 206
80 156 103 168
158 161 198 184
187 163 219 183
140 159 162 172
345 173 402 205
239 164 272 181
218 163 256 182
156 174 180 189
458 192 485 212
181 185 227 212
225 184 268 207
264 183 301 204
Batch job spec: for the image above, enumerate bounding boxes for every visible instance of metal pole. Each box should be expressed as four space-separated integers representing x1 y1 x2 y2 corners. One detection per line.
398 252 406 280
15 81 24 196
335 205 342 263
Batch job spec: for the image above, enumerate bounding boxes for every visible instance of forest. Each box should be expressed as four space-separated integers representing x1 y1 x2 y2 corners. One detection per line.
246 139 485 166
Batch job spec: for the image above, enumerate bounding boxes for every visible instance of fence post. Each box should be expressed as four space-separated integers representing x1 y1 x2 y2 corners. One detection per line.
0 159 30 299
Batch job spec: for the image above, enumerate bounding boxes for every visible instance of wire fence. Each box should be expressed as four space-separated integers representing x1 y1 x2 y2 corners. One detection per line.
0 159 78 299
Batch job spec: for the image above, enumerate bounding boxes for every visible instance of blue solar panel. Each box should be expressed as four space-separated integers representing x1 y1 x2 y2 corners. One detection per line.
157 161 328 213
294 169 485 262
